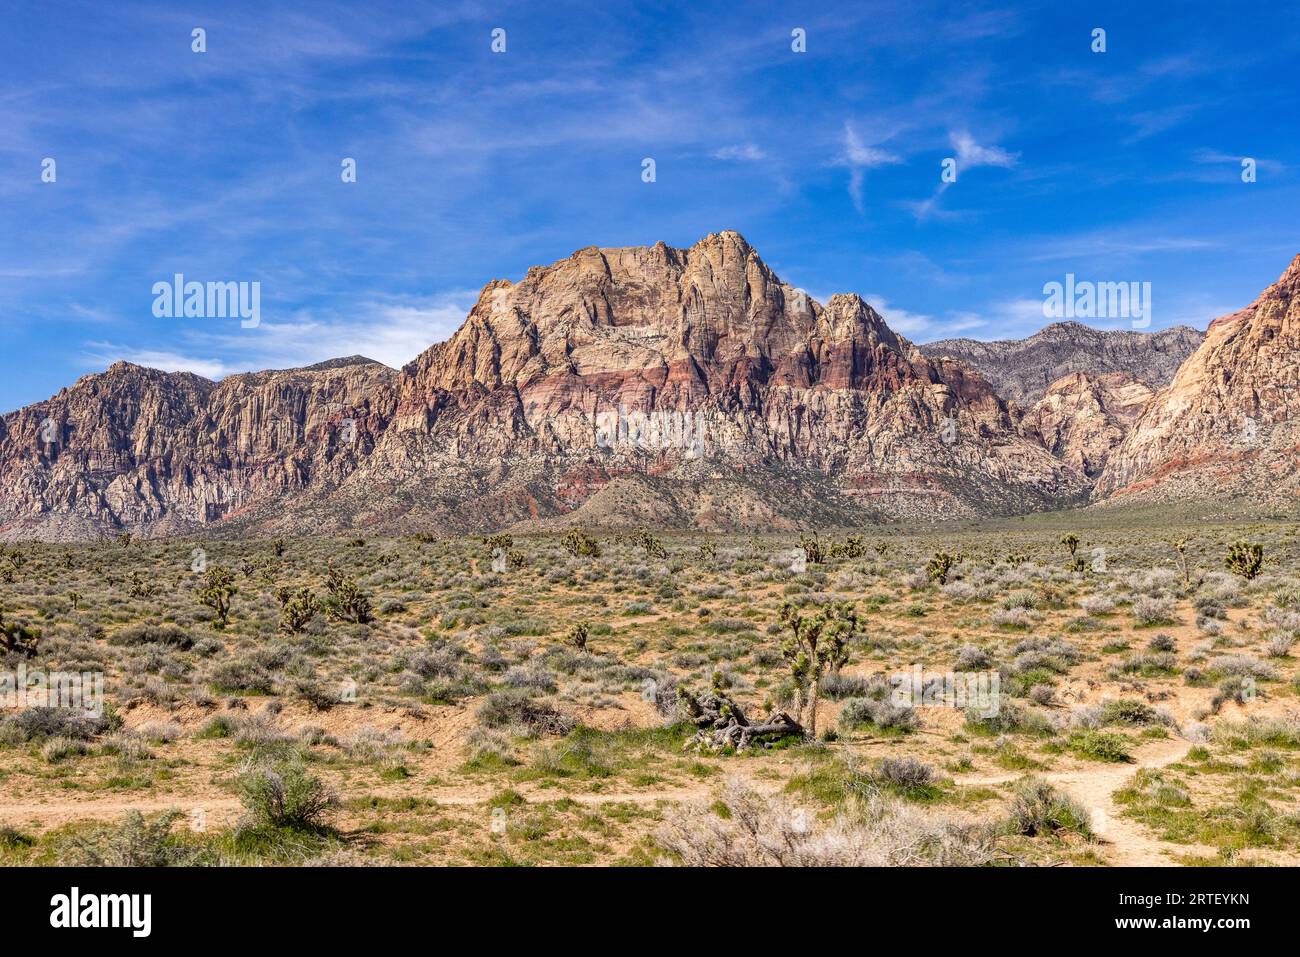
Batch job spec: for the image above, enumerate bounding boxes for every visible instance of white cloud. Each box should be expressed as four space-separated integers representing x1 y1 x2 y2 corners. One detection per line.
864 295 932 335
712 143 766 161
80 290 479 379
81 346 233 379
837 122 902 212
950 131 1018 170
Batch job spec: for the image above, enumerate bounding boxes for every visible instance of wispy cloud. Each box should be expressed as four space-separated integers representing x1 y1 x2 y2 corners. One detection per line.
950 131 1018 170
836 122 902 212
81 291 478 379
712 143 766 162
866 295 987 340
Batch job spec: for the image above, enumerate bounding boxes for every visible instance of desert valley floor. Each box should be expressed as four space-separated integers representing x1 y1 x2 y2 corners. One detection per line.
2 506 1299 867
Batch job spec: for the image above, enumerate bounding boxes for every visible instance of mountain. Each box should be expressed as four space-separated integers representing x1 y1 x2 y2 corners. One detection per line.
0 232 1089 540
1095 255 1300 504
1019 371 1154 478
919 322 1203 408
0 357 397 540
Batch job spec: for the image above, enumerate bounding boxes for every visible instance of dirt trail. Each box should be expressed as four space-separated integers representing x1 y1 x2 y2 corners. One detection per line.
956 734 1196 866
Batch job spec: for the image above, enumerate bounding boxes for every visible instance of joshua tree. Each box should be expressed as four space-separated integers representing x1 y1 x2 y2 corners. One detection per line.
567 620 590 651
272 538 286 557
276 586 321 635
197 565 236 628
828 535 866 559
482 533 514 553
797 531 826 565
926 551 955 585
874 542 889 557
632 526 667 559
1225 540 1264 580
0 605 42 659
67 590 82 611
561 528 601 558
127 571 157 598
696 540 717 560
1060 534 1080 559
323 564 373 624
777 599 858 740
1173 537 1191 585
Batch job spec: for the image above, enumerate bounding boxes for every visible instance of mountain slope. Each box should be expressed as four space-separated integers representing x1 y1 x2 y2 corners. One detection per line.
0 357 397 539
0 232 1091 539
1020 371 1154 478
1095 256 1300 504
920 322 1202 407
301 231 1087 534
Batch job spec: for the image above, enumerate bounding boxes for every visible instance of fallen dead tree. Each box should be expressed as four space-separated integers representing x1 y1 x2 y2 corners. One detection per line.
678 684 803 752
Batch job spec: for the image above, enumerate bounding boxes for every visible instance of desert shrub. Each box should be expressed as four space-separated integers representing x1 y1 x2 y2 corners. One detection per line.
1006 780 1093 837
1208 654 1279 680
476 690 576 737
991 607 1038 628
502 665 557 693
867 757 940 799
1212 715 1300 749
42 736 90 762
0 707 110 743
839 697 918 734
657 780 993 866
135 720 182 743
1118 652 1177 676
954 645 992 670
58 810 199 866
239 763 336 831
289 677 337 711
1264 634 1295 658
1211 676 1257 713
1067 730 1132 762
1131 595 1177 626
110 623 194 650
1079 594 1115 615
964 703 1051 736
1001 590 1039 611
209 658 275 694
1147 633 1176 652
818 672 873 700
1100 699 1157 726
0 827 33 849
1028 684 1055 706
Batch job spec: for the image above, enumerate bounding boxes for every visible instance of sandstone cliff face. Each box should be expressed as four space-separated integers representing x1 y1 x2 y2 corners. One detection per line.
1094 256 1300 503
0 358 397 539
920 322 1202 407
1020 372 1153 478
320 231 1087 535
0 233 1091 539
14 233 1289 539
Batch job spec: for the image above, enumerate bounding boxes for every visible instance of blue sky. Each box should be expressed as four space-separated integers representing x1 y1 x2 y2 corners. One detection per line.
2 0 1297 411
